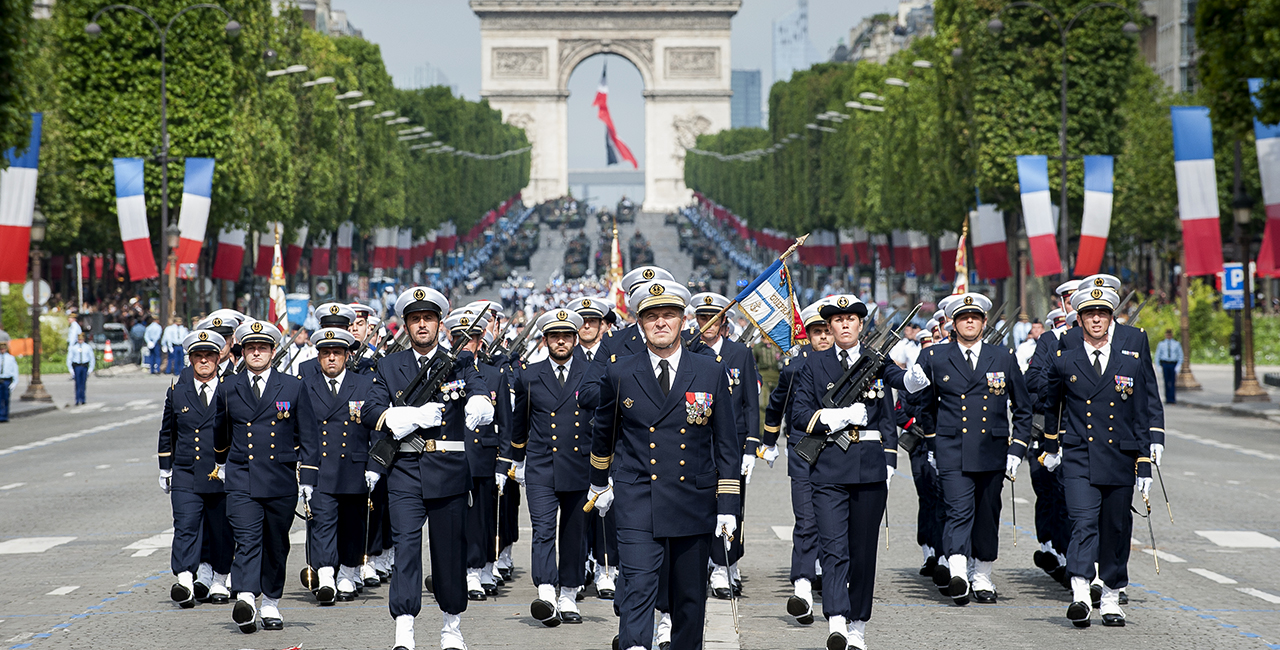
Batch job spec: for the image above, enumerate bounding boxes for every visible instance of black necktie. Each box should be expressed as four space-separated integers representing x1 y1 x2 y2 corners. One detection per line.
839 349 850 369
966 350 976 370
658 360 671 396
1093 350 1104 376
557 365 566 387
329 378 339 397
252 376 262 400
419 355 430 370
586 350 594 363
199 383 209 407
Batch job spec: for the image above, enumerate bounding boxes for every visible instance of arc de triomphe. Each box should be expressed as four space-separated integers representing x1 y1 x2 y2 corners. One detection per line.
471 0 739 212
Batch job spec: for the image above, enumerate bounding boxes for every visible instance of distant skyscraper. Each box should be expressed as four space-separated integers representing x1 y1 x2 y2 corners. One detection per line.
731 70 762 129
773 0 817 84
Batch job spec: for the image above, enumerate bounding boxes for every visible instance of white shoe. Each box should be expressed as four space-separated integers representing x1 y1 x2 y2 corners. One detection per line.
441 612 465 649
971 560 996 594
947 554 969 601
656 612 672 644
728 561 741 584
847 620 866 650
361 559 378 583
260 595 281 622
497 545 513 570
595 566 616 594
319 566 337 591
465 568 483 594
481 562 496 588
396 614 415 650
1100 585 1125 624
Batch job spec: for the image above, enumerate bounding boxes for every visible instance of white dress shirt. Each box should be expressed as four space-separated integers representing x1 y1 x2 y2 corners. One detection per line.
648 345 682 381
323 369 347 395
580 341 602 362
957 339 984 369
194 375 218 405
1084 338 1111 375
247 368 272 398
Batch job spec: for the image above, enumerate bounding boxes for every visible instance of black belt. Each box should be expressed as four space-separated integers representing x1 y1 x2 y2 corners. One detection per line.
73 363 89 368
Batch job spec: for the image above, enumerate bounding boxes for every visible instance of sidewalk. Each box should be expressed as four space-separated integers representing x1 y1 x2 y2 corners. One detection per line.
1172 363 1280 424
4 362 148 419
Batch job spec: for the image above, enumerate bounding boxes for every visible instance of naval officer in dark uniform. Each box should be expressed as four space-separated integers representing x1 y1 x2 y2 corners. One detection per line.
347 302 393 586
790 295 929 650
914 293 1033 607
214 320 320 633
360 286 493 650
1038 287 1153 628
589 278 741 650
158 329 233 608
301 327 377 604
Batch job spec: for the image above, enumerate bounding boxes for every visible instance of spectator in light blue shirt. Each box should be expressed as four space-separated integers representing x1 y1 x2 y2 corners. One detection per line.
144 317 163 374
67 333 95 406
0 332 18 422
1155 329 1183 404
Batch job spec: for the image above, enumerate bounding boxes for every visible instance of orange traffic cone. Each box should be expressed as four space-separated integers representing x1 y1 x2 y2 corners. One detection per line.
104 339 114 365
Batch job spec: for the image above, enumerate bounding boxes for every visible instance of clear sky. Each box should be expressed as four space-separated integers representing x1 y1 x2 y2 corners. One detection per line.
332 0 895 171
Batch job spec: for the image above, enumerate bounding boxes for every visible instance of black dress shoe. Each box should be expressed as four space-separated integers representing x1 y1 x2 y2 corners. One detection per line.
424 575 433 591
560 610 583 624
377 570 391 583
531 598 559 626
949 577 970 606
712 587 732 600
316 585 336 605
732 581 743 597
1091 583 1102 608
612 635 620 650
208 592 229 605
659 642 670 650
1033 550 1056 572
336 590 357 602
1118 591 1128 605
1102 613 1125 627
598 588 615 600
170 583 195 609
826 631 848 650
232 600 257 634
920 555 938 576
932 563 950 589
973 589 997 604
395 646 410 650
786 596 814 624
1050 566 1069 588
499 567 513 581
1067 601 1091 628
364 576 381 588
576 589 585 601
261 617 283 631
468 589 487 601
193 581 210 602
483 583 499 596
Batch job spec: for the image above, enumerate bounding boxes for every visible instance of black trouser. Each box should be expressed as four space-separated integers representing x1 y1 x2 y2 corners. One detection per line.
388 488 469 617
498 481 521 550
366 477 393 557
466 476 498 570
1064 478 1134 588
616 531 709 650
938 469 1004 562
170 490 232 576
1029 451 1070 554
1161 360 1178 404
226 492 294 598
310 491 368 569
812 482 887 622
709 474 745 566
526 484 588 588
908 446 943 553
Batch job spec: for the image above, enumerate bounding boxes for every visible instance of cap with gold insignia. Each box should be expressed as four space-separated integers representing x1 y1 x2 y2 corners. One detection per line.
916 330 933 343
182 329 225 354
394 286 450 319
1079 274 1122 292
621 266 675 294
1055 280 1080 298
818 294 868 320
800 300 828 328
464 300 505 320
567 295 609 320
628 279 691 315
443 310 491 336
690 292 733 316
937 294 964 317
317 302 358 329
1070 287 1119 313
310 327 357 349
348 302 375 318
945 292 993 320
1046 308 1067 327
195 314 238 338
536 309 585 335
235 319 283 347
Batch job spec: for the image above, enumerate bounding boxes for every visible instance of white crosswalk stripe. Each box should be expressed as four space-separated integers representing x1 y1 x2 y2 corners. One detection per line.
1187 568 1237 584
0 483 25 490
0 537 76 554
0 413 159 457
1195 530 1280 548
46 586 80 596
1142 548 1186 563
1237 587 1280 604
771 525 792 541
125 529 173 557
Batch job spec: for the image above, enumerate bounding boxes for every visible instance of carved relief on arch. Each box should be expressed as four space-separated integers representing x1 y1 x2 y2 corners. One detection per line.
506 112 538 165
557 39 654 90
493 48 548 78
672 112 712 163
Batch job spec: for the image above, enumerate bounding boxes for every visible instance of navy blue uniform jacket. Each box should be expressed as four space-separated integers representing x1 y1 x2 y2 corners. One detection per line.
691 338 761 455
510 349 593 491
468 360 512 478
763 347 811 478
304 370 376 494
159 371 226 494
216 370 320 498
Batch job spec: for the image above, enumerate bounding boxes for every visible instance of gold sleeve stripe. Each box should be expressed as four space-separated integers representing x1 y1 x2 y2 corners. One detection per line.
746 437 761 443
763 423 781 433
510 441 526 449
496 456 514 463
214 446 228 453
1043 433 1059 440
1137 457 1152 464
1012 439 1029 447
806 411 823 434
300 464 318 471
158 452 172 457
924 433 936 438
375 411 389 432
1149 427 1165 432
717 479 742 495
591 454 612 470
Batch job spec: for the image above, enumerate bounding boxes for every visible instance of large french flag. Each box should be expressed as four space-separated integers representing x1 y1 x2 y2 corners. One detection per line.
113 158 159 281
310 231 331 276
253 224 278 277
1172 106 1224 277
0 113 42 283
938 231 959 281
284 225 308 275
1074 155 1114 277
594 64 638 169
1016 155 1063 277
909 231 932 274
891 231 911 272
175 158 214 279
397 228 413 267
1249 80 1280 278
211 228 246 280
971 204 1011 280
336 222 353 273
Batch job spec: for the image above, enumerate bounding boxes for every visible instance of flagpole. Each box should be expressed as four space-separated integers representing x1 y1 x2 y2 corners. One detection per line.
690 233 809 344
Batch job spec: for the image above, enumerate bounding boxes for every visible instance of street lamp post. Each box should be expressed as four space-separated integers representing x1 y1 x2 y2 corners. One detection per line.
989 3 1138 282
86 4 240 324
21 210 52 403
1232 181 1268 402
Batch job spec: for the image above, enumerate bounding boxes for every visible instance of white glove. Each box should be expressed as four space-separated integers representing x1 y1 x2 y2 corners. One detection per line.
159 469 172 494
927 451 936 471
494 471 508 495
847 402 869 427
761 445 780 468
1042 452 1062 472
215 463 225 482
1150 443 1164 467
417 402 445 428
364 470 380 492
385 405 429 439
1136 476 1152 498
589 482 613 517
886 465 895 488
299 484 314 504
903 363 931 393
1005 454 1022 480
465 395 495 431
716 514 737 539
741 454 755 484
514 460 526 486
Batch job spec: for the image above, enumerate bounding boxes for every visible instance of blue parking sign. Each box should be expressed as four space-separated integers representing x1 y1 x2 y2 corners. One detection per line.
1223 263 1245 310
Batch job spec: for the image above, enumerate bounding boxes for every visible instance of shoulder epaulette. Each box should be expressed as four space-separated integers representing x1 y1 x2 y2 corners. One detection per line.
1139 327 1145 333
1056 350 1061 356
929 350 934 356
606 331 614 338
783 358 790 366
610 354 617 363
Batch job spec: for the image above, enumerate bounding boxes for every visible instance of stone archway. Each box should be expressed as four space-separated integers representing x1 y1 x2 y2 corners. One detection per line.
472 1 738 212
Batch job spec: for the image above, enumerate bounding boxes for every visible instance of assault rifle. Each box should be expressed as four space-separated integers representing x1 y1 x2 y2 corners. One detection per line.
486 311 542 363
984 305 1021 346
980 300 1008 341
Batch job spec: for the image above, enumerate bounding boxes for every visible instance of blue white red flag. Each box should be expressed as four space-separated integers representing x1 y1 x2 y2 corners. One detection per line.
734 259 802 352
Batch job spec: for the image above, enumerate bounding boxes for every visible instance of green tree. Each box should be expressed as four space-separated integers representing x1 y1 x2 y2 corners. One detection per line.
0 0 36 161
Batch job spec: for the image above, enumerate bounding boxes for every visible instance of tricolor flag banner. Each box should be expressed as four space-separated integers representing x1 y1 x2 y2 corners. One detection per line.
593 63 638 169
336 222 353 273
267 225 288 333
1016 155 1063 277
253 223 279 277
938 231 959 282
0 113 42 283
397 228 413 267
113 158 159 281
852 227 869 265
175 157 215 279
1172 106 1225 276
872 233 891 265
1249 79 1280 277
373 227 396 269
971 204 1011 280
211 228 246 280
610 221 626 315
891 231 911 272
952 221 969 293
310 231 331 276
734 258 802 353
284 225 308 275
908 231 932 274
838 228 858 265
1074 155 1114 277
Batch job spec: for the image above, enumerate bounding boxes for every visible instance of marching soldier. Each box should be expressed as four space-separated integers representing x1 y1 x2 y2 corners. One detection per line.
158 329 233 608
199 310 244 379
348 302 381 376
359 287 494 650
510 309 593 626
589 278 741 650
914 293 1033 607
790 295 928 650
348 302 393 586
688 292 760 599
301 327 377 604
215 319 320 633
760 298 834 624
1037 287 1153 628
595 266 676 362
900 329 945 582
297 303 358 379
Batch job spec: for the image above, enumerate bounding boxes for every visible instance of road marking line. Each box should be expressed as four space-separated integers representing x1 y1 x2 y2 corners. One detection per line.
46 586 80 596
125 458 140 463
1195 531 1280 548
124 529 174 553
79 403 104 411
130 549 157 557
771 525 792 541
1237 587 1280 604
62 472 74 477
0 537 76 554
1142 548 1186 563
289 529 307 545
0 483 25 490
95 465 110 469
124 399 153 407
1165 428 1280 462
1188 568 1238 584
0 413 159 457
